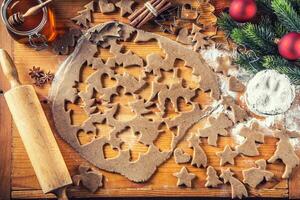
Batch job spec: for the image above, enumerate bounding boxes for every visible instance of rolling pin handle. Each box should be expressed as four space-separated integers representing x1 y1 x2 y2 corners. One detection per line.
0 49 21 89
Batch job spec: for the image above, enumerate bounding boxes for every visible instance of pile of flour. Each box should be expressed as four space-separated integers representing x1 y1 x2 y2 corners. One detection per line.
245 70 295 116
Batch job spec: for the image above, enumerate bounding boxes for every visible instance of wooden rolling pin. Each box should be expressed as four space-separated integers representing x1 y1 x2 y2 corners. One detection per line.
0 49 72 199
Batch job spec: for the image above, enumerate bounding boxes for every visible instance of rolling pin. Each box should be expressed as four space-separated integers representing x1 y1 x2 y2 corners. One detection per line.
0 49 72 199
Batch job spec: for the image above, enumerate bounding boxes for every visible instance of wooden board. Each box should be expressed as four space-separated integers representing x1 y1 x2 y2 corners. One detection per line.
0 0 300 199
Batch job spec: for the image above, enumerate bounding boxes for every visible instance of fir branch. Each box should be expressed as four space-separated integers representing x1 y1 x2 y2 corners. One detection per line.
274 22 288 38
231 24 276 55
256 0 273 13
217 13 239 35
262 55 300 84
271 0 300 32
235 53 264 73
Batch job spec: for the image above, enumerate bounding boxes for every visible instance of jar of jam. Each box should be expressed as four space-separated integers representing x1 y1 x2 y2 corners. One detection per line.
1 0 57 49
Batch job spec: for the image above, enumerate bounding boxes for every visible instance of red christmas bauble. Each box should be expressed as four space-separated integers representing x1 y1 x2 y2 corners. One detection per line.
278 32 300 61
229 0 257 23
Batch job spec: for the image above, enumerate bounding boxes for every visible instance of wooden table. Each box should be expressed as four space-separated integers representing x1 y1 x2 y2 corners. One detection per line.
0 0 300 199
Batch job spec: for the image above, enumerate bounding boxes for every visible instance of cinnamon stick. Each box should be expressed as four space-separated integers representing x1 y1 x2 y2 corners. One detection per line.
130 0 160 27
128 0 156 21
136 0 171 28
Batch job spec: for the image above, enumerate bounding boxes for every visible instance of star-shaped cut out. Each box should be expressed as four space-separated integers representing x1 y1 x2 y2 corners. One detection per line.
116 0 135 16
173 167 196 188
216 145 238 166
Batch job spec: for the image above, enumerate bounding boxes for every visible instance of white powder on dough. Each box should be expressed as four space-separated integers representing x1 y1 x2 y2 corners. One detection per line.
200 47 300 149
245 70 295 116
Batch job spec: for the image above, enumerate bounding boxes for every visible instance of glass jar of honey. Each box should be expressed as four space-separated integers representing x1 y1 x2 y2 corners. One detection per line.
1 0 57 49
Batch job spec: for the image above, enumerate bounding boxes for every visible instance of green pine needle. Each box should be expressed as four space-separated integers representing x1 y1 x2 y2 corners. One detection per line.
217 0 300 84
271 0 300 32
231 24 276 55
262 55 300 84
217 13 239 35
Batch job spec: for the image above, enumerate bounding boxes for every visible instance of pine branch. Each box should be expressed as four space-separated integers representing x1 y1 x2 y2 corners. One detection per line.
231 23 277 55
271 0 300 32
262 55 300 84
217 13 239 35
256 0 273 13
235 53 264 73
274 22 288 38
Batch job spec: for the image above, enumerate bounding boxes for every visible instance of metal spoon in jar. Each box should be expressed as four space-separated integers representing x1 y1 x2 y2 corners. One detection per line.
8 0 52 26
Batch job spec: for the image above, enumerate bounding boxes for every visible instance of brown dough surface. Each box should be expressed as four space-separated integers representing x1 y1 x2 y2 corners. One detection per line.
222 96 248 123
220 168 248 199
268 129 300 178
242 159 274 188
115 0 135 16
216 145 238 166
176 28 193 45
216 56 233 76
73 164 103 193
99 0 115 13
205 166 222 188
192 32 213 51
236 122 264 156
71 1 95 28
173 167 196 188
174 148 191 164
187 134 208 168
191 23 202 35
228 77 245 93
198 113 233 146
51 22 219 182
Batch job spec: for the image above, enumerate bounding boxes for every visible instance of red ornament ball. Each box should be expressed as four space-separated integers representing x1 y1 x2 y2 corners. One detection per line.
278 32 300 61
229 0 257 23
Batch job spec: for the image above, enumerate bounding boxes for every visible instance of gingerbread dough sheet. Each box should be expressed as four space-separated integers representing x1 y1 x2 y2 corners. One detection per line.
50 22 220 182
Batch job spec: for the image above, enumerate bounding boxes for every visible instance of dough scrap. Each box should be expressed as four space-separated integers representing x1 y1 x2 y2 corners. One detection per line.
187 134 207 168
148 80 196 114
229 76 245 93
176 28 193 45
268 129 300 178
165 104 211 149
242 159 274 188
73 164 103 193
205 166 223 188
174 148 191 164
52 28 82 55
191 23 202 35
51 22 218 182
220 168 248 199
99 0 115 13
236 122 264 156
115 0 135 16
222 96 248 123
198 113 233 146
216 55 233 76
216 145 238 166
173 167 196 188
192 32 214 51
71 1 95 28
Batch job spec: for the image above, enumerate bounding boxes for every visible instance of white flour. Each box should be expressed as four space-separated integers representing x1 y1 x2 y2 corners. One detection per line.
200 47 300 149
245 70 295 116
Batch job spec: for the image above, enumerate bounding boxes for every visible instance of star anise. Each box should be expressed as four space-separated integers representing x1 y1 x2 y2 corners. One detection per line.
28 67 54 87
